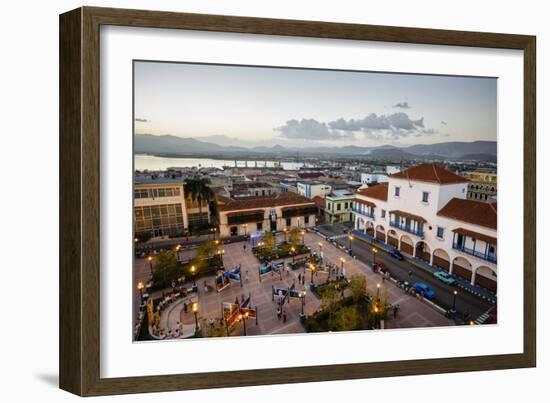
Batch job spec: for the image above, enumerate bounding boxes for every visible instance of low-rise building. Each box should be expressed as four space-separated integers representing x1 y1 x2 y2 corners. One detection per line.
353 163 497 292
463 170 497 201
324 189 355 224
217 193 317 238
360 172 389 185
297 180 332 199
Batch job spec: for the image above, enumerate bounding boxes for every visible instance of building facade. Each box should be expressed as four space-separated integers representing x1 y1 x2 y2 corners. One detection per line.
463 170 497 201
217 193 318 238
353 163 497 292
324 190 355 224
297 181 332 199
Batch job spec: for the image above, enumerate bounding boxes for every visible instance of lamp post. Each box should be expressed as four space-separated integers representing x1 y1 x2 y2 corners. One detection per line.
339 257 345 277
190 265 196 286
283 228 287 243
239 311 249 336
297 217 301 228
373 305 379 328
371 247 378 270
301 291 306 315
452 289 458 313
318 242 324 263
301 230 305 245
192 302 199 332
147 256 153 275
175 244 181 261
291 246 296 262
376 283 381 299
310 264 316 284
348 234 354 255
137 282 144 301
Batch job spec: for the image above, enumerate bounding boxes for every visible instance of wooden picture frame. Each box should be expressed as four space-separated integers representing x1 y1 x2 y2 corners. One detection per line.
59 6 536 396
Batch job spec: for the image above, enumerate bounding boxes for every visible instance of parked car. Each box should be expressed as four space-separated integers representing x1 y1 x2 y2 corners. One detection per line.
412 282 435 299
389 248 404 260
433 271 456 286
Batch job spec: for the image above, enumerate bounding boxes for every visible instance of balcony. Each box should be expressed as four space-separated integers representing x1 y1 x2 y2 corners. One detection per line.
390 220 424 237
352 207 374 219
453 242 497 264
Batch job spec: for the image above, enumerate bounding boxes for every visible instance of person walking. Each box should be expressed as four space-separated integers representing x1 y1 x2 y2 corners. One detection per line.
298 273 302 283
283 310 287 323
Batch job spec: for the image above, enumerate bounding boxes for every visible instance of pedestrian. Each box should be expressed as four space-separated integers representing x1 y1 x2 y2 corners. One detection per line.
183 302 188 313
298 273 302 283
277 307 282 320
283 310 287 323
243 244 247 252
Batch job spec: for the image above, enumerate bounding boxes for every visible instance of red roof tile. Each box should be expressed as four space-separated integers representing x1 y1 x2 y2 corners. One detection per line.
217 192 315 212
312 195 325 209
356 183 388 201
390 163 468 184
437 198 497 230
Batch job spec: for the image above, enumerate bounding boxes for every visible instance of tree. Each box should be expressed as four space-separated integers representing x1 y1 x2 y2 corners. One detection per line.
190 240 219 274
261 231 276 256
185 173 215 227
330 306 361 331
288 227 301 247
348 274 367 303
152 250 178 287
206 320 228 338
320 285 339 323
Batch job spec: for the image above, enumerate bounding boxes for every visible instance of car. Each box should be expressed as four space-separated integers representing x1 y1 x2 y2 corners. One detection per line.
388 248 404 260
412 282 435 299
374 261 388 273
433 271 456 286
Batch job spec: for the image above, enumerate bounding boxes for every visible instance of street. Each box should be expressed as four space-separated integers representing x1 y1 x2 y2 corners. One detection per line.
316 224 495 321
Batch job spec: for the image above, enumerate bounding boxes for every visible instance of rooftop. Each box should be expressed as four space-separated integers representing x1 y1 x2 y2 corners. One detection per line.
437 198 497 230
217 192 315 212
356 183 389 201
134 177 185 185
390 163 469 185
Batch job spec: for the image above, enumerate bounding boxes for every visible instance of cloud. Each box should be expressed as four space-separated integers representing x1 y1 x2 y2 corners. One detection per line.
328 112 424 133
135 118 149 122
393 101 411 109
441 120 447 125
275 118 339 140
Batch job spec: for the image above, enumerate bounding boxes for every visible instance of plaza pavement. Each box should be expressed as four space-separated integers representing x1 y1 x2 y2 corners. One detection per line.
135 230 453 339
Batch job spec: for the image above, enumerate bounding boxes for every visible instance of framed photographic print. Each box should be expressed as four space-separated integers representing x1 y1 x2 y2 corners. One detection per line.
59 6 536 396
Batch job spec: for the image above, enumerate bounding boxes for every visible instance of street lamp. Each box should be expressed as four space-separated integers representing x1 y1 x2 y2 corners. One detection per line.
283 227 288 243
310 264 316 284
137 282 144 301
175 244 181 261
318 242 324 262
371 247 378 270
301 291 306 315
147 256 153 275
239 311 249 336
192 302 199 332
190 265 197 286
301 230 305 245
339 257 345 277
297 217 301 228
376 283 381 299
291 246 296 262
348 234 354 254
452 289 458 313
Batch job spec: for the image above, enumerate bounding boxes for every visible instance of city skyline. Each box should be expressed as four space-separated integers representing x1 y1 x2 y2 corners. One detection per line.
134 61 497 149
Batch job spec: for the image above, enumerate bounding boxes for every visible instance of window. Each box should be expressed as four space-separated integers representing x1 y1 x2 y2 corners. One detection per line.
422 191 429 203
344 202 348 209
395 186 400 197
436 227 444 238
256 222 263 231
381 209 386 218
337 203 341 211
304 215 310 224
286 218 291 227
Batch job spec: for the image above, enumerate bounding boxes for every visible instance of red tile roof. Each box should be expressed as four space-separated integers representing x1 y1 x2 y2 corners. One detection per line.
437 198 497 230
217 192 315 212
312 195 325 209
356 183 388 201
354 198 376 208
390 163 468 184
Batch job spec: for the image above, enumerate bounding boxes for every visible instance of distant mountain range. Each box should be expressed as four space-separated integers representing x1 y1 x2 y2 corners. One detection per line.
135 133 496 162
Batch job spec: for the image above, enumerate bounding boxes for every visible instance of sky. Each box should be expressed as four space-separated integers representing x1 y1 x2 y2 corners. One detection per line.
134 61 497 148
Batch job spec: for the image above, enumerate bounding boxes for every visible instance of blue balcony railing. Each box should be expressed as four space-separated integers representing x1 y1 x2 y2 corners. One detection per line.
352 207 374 219
389 220 424 237
453 243 497 263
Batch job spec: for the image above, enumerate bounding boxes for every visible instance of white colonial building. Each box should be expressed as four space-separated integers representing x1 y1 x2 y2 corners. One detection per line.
353 163 497 292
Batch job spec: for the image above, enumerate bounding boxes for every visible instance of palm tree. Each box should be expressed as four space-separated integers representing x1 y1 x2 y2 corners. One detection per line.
185 173 216 225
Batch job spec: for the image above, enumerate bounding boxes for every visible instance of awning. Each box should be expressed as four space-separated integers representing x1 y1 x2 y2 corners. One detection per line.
389 210 427 223
354 198 376 208
226 209 265 217
452 227 497 245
